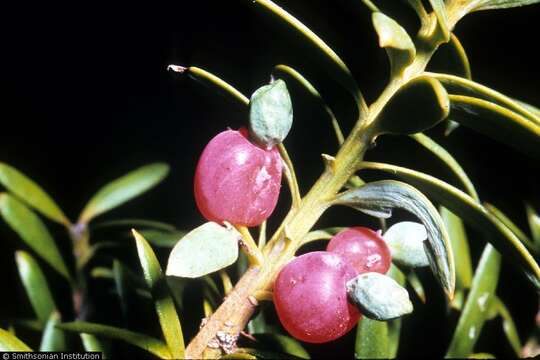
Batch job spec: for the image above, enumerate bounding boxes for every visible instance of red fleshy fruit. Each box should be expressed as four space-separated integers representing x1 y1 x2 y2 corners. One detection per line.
194 128 282 227
327 227 391 274
273 251 361 343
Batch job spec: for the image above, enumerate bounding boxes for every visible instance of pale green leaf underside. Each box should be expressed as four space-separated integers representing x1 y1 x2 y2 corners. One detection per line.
133 230 185 359
0 194 70 279
15 251 57 324
0 328 32 351
58 321 171 358
446 245 501 357
0 162 69 225
79 163 170 223
448 94 540 157
334 180 455 299
166 222 240 278
358 161 540 289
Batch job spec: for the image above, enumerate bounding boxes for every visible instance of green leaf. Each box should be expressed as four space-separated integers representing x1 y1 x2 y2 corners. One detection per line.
429 0 450 41
491 297 523 356
166 222 240 278
113 260 132 321
526 203 540 247
347 272 413 320
1 194 70 280
407 271 426 303
485 202 536 253
273 64 344 145
446 245 501 357
40 311 66 351
247 310 268 335
81 334 111 358
443 34 472 79
372 12 416 77
249 0 366 110
383 221 430 268
0 328 32 351
221 352 257 360
355 318 388 359
0 163 69 225
410 133 478 200
139 229 187 248
78 163 170 223
468 353 496 359
15 251 57 324
93 218 176 231
133 230 185 359
440 207 473 289
439 34 471 134
473 0 540 11
448 94 540 157
359 161 540 289
427 72 540 126
58 321 171 358
334 180 455 298
515 98 540 117
249 79 293 148
230 347 306 359
253 334 310 359
13 319 43 332
375 76 449 135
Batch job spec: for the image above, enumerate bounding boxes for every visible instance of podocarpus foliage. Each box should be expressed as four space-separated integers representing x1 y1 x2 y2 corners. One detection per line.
1 0 540 358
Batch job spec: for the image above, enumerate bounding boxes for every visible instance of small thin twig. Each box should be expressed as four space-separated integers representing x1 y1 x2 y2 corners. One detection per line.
278 143 301 208
235 225 265 266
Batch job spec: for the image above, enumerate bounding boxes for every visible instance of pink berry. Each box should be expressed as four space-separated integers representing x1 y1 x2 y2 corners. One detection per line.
273 251 361 343
327 227 391 274
194 128 282 227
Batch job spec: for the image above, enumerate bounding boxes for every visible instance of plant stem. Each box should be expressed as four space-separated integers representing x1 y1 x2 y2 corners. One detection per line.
185 20 444 359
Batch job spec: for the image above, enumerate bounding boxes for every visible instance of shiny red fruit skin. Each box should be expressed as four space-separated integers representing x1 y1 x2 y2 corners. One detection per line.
273 251 361 343
194 128 282 227
327 227 391 274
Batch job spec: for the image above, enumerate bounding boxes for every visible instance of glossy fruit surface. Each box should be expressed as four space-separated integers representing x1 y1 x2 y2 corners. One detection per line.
327 227 391 274
273 251 360 343
194 128 282 227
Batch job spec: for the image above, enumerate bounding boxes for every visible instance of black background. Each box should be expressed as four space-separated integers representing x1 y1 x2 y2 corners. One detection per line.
1 0 539 358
